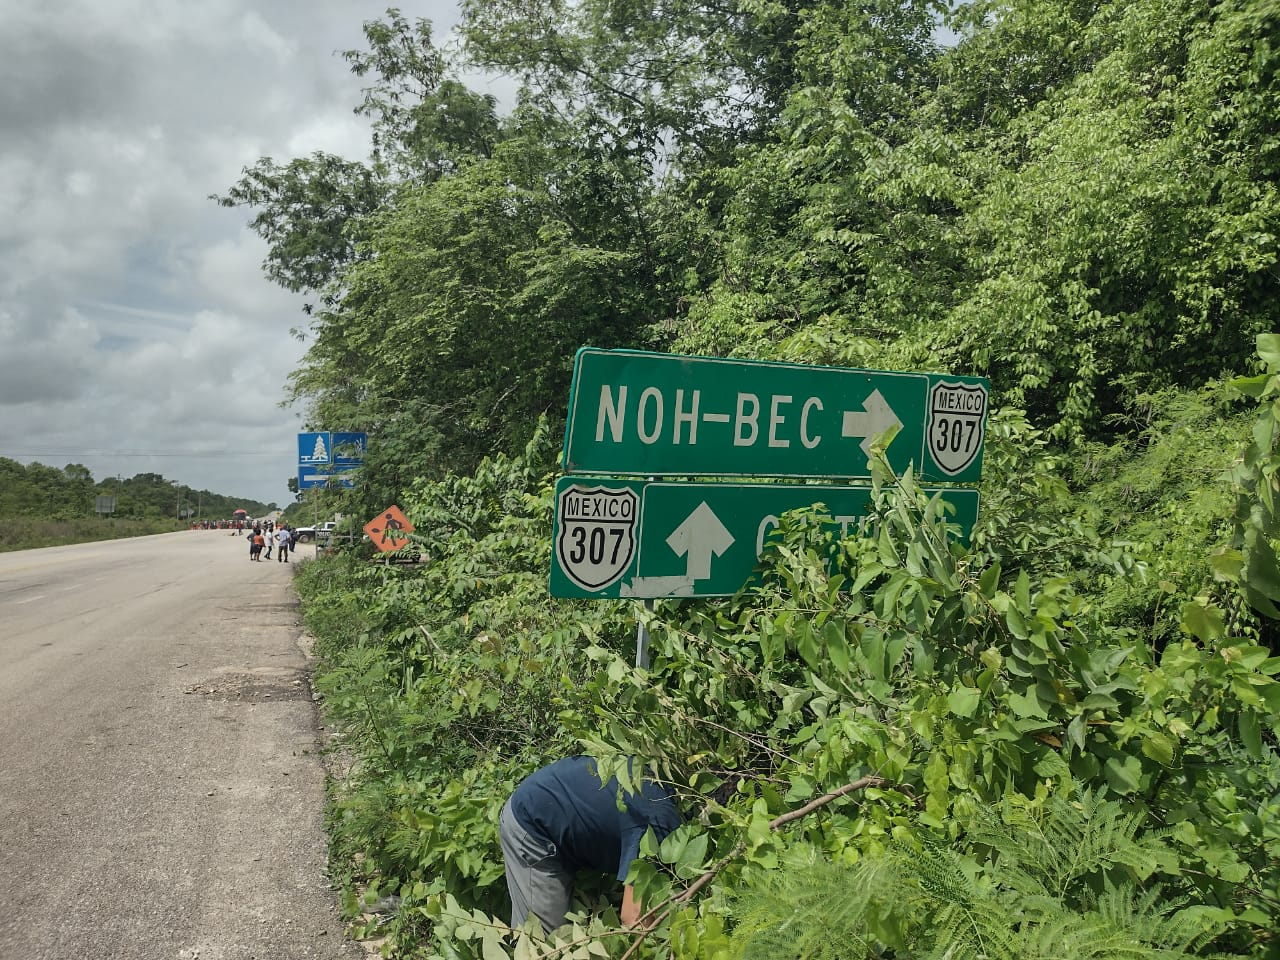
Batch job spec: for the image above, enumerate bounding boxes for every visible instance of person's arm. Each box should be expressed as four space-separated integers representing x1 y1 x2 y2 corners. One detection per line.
620 884 643 927
618 786 682 928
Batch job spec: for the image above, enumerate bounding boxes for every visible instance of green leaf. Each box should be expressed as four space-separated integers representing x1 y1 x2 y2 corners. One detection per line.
1081 690 1120 711
1103 754 1143 794
781 687 812 714
674 832 709 879
1244 534 1280 602
1067 714 1088 752
1180 600 1225 642
796 620 821 670
784 773 816 802
924 750 949 820
824 621 851 675
481 929 508 960
1140 731 1176 766
1231 675 1264 707
1015 569 1031 613
860 630 887 681
1260 683 1280 714
1239 710 1263 759
1005 605 1029 639
947 686 981 718
1230 645 1271 669
1258 333 1280 371
760 621 783 665
1209 548 1244 581
1007 688 1047 719
1230 373 1273 398
978 561 1001 598
886 631 910 675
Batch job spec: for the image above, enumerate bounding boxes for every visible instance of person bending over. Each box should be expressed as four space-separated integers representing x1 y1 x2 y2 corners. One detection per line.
499 755 681 933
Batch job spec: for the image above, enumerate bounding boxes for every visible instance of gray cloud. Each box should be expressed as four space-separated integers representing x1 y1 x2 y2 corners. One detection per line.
0 11 145 134
0 0 463 507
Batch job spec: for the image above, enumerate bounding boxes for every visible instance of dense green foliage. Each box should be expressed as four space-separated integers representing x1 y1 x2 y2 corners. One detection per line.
296 373 1280 959
0 458 273 550
228 0 1280 532
228 0 1280 956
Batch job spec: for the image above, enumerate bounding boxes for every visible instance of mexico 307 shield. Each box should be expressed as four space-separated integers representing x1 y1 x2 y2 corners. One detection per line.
555 483 639 591
927 381 988 476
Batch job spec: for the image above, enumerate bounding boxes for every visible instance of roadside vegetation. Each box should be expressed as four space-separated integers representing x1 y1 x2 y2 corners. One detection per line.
235 0 1280 956
0 458 273 551
0 516 183 551
296 376 1280 959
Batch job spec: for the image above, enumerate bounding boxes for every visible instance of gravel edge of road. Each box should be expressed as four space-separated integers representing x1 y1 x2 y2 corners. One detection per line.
294 631 392 959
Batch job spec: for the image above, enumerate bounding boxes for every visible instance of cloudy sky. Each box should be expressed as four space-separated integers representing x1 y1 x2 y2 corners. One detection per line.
0 0 487 509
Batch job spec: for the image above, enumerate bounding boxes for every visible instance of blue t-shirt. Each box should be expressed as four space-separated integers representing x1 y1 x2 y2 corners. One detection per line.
509 756 682 881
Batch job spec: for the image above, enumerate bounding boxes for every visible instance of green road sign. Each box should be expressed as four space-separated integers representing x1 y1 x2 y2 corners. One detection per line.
550 476 980 599
562 348 991 484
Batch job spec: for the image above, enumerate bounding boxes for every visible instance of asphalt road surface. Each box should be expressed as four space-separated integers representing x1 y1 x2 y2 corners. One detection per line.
0 531 364 960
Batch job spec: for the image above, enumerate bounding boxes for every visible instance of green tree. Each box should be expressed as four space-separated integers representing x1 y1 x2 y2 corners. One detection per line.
928 0 1280 435
213 152 388 296
293 106 662 489
213 11 498 302
660 0 950 363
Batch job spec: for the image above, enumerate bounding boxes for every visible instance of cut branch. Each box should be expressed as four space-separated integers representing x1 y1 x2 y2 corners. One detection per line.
619 774 889 959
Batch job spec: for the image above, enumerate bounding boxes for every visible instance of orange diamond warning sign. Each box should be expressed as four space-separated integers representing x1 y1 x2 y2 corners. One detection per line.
364 505 414 552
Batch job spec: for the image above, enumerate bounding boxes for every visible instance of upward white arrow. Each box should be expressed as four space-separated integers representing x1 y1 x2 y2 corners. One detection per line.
841 389 903 456
666 501 735 581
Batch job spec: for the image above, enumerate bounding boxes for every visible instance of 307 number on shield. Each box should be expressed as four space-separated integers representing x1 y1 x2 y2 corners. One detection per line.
554 483 639 591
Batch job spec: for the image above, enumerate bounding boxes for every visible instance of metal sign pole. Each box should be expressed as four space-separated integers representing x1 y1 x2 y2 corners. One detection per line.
636 599 653 669
635 471 657 670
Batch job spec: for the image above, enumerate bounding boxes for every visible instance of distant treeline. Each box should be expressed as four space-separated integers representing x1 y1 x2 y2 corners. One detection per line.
0 457 272 524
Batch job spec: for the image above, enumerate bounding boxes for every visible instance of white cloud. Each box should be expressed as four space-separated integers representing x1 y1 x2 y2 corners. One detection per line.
0 0 466 506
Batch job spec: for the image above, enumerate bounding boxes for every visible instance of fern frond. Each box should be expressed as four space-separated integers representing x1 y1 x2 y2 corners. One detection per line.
726 844 891 960
968 782 1174 904
723 780 1226 960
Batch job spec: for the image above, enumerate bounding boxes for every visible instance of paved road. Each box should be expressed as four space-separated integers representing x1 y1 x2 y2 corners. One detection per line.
0 531 363 960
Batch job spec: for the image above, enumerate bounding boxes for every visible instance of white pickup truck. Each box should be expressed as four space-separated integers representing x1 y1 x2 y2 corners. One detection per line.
292 521 339 543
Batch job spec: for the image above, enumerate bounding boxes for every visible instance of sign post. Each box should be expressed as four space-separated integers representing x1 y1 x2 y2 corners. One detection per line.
298 432 332 467
550 349 991 665
298 431 368 555
333 432 368 466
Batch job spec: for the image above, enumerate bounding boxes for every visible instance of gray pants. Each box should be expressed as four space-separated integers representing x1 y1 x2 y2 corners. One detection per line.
499 799 573 932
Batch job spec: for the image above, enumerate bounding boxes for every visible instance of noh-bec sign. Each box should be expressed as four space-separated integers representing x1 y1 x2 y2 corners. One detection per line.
562 349 990 483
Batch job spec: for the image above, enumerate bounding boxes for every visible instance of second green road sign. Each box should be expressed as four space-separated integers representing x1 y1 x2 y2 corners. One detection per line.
562 348 991 483
550 476 980 599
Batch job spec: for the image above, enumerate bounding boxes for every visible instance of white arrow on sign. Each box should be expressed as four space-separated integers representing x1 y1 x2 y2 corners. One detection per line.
841 389 903 456
666 501 735 581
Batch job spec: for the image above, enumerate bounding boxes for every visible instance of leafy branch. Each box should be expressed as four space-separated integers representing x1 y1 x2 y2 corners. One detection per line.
620 775 890 959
